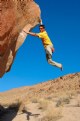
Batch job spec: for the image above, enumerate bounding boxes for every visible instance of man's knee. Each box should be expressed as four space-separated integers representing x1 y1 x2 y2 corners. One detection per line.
46 54 52 60
47 59 52 64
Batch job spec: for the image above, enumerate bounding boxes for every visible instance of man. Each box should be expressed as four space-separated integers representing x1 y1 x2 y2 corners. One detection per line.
24 25 63 70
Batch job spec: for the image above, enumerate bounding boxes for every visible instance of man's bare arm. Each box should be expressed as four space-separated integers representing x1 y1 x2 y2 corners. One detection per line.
27 32 38 37
23 31 38 37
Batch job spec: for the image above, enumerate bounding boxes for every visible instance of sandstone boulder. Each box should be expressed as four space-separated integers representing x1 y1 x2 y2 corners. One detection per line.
0 0 41 77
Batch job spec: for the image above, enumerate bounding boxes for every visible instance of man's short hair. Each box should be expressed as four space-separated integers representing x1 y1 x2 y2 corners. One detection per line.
39 25 45 28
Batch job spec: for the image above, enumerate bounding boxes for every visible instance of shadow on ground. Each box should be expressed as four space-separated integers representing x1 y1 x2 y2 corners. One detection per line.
0 105 19 121
22 109 40 120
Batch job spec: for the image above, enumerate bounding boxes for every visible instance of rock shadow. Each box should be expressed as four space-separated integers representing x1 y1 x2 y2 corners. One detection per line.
0 105 19 121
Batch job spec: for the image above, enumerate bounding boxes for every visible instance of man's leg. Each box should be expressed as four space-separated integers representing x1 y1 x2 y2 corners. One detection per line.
45 45 63 70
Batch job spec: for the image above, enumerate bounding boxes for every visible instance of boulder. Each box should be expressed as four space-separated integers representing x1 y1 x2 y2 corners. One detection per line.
0 0 41 77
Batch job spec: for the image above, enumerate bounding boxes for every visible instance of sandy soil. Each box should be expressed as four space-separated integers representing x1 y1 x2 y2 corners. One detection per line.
0 94 80 121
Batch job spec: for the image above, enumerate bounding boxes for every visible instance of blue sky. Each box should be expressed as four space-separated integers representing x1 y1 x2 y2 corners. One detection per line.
0 0 80 92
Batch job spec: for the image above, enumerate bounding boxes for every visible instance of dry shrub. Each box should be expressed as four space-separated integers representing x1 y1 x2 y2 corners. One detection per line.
77 90 80 94
30 97 39 103
56 97 70 107
75 100 80 107
76 101 80 107
40 106 62 121
38 99 49 110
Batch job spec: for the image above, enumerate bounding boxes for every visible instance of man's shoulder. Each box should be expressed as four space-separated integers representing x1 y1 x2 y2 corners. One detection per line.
41 31 47 35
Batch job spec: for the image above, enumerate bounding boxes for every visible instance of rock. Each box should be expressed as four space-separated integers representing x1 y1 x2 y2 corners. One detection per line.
0 0 41 77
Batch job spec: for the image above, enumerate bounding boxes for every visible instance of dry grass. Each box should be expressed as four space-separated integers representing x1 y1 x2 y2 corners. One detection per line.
75 99 80 107
56 97 70 107
76 101 80 107
1 99 22 108
40 105 62 121
30 97 39 103
38 98 49 110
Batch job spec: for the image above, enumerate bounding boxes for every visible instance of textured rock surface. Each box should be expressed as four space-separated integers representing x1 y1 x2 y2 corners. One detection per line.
0 0 41 77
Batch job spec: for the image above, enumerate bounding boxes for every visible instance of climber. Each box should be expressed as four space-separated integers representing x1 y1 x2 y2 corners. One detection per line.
24 25 63 70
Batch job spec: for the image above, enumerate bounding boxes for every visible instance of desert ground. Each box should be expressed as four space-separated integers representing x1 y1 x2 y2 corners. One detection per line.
0 73 80 121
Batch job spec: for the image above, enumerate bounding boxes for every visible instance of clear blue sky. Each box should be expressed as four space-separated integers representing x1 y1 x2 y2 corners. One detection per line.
0 0 80 92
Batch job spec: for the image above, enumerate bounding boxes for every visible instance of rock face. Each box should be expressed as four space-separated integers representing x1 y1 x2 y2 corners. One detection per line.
0 0 41 77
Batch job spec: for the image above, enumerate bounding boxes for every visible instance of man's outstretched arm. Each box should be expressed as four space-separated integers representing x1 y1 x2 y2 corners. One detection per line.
23 31 38 37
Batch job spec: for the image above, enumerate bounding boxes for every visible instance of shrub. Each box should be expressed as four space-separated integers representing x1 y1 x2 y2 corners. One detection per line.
38 99 49 110
40 107 62 121
56 97 70 107
31 97 39 103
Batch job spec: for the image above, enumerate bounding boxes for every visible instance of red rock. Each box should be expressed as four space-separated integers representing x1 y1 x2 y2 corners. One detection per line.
0 0 41 77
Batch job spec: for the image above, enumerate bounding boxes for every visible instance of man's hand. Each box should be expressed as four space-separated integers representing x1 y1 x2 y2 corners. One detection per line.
38 19 43 25
52 47 55 53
